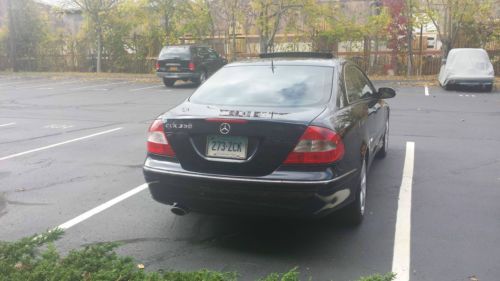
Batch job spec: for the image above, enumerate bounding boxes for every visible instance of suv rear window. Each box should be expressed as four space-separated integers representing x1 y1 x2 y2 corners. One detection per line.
189 65 333 107
158 46 191 60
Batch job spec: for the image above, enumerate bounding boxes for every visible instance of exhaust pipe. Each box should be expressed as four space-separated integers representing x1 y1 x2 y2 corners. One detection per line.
171 203 189 216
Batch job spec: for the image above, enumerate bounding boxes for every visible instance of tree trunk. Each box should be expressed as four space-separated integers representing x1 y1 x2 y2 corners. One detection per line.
231 10 236 61
363 36 370 72
407 0 413 76
7 0 17 72
260 34 268 53
419 24 423 76
96 28 102 73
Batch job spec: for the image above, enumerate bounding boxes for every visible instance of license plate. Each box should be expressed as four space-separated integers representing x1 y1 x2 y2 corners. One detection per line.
168 66 178 72
206 135 247 159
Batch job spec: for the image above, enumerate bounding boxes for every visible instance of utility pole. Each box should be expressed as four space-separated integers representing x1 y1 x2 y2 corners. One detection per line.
6 0 17 72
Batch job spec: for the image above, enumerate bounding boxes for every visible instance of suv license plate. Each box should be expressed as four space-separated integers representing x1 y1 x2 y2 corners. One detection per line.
206 135 247 160
168 66 178 71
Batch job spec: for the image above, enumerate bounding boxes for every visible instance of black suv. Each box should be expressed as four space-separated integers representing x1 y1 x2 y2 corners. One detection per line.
156 45 227 87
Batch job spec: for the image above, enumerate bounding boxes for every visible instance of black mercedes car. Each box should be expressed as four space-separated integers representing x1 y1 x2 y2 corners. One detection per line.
156 45 227 87
144 52 395 225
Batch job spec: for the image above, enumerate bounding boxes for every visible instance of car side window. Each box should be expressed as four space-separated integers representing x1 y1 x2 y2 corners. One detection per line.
337 69 348 108
344 65 363 103
197 47 209 59
344 65 375 103
208 49 218 59
356 69 376 99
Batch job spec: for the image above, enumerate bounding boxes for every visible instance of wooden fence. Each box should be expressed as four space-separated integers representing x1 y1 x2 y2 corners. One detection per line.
1 50 499 77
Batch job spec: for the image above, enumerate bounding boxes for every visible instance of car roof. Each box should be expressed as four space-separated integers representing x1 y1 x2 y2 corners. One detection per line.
449 48 488 55
162 45 209 48
226 58 344 68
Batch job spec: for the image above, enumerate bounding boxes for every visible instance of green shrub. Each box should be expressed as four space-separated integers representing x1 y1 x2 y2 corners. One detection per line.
0 230 394 281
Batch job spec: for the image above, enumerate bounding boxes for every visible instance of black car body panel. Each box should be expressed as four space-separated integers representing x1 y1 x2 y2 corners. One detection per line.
144 56 393 218
156 45 226 85
144 157 357 217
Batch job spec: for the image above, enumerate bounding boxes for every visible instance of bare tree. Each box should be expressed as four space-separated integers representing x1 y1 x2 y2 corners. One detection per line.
252 0 304 53
424 0 477 57
67 0 120 72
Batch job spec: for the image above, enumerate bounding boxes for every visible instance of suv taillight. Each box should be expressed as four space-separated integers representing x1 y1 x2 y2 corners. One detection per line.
147 119 175 157
155 62 160 71
284 126 344 164
188 62 195 71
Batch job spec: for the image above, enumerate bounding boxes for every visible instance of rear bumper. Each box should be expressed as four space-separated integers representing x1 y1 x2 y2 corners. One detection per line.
157 71 198 80
446 76 494 86
143 157 358 217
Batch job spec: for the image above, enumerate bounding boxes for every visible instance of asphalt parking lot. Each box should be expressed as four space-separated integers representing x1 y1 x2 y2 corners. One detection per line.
1 74 499 281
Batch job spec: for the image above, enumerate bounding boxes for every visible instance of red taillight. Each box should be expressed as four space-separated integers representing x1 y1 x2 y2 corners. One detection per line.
188 62 195 71
147 119 175 157
155 62 160 71
284 126 344 164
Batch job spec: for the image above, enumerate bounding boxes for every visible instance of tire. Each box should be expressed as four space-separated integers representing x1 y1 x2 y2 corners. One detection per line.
194 71 207 85
376 120 389 159
484 84 493 92
163 78 175 87
343 158 367 226
444 83 453 91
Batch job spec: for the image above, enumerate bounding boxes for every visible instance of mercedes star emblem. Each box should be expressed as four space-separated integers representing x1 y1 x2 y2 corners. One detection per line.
219 123 230 134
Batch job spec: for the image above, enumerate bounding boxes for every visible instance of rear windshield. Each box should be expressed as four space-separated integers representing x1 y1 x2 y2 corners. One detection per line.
158 46 191 60
189 65 333 107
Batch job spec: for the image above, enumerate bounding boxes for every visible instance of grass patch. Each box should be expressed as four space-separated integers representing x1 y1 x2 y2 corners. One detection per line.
0 230 395 281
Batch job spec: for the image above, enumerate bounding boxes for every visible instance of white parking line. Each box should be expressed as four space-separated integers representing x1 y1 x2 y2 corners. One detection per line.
0 79 43 87
424 85 429 96
0 127 122 161
0 122 16 127
17 80 80 90
129 85 163 92
57 183 148 230
392 141 415 281
71 81 129 91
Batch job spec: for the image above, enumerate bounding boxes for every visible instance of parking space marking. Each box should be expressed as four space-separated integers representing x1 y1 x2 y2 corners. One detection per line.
57 183 148 230
0 79 43 87
129 85 163 92
392 141 415 281
0 122 16 127
0 127 122 161
71 81 129 91
424 85 429 96
17 80 81 90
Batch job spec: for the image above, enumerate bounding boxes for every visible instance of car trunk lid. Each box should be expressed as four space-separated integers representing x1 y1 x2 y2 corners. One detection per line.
162 104 326 176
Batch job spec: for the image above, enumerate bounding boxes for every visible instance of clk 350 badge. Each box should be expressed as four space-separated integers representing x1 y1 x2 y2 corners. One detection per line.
165 123 193 129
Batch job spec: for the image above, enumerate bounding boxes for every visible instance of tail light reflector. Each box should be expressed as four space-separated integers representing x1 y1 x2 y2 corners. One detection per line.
284 126 344 164
155 62 160 70
147 119 175 157
188 62 195 71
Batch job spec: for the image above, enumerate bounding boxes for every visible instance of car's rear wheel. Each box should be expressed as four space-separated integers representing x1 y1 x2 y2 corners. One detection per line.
163 78 175 87
343 158 367 225
445 83 454 91
484 84 493 92
197 71 207 85
376 120 389 159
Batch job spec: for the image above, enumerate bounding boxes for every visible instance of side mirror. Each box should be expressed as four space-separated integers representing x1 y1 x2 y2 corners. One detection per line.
377 87 396 99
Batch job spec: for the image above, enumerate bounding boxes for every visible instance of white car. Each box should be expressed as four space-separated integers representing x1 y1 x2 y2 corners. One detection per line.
438 48 494 92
